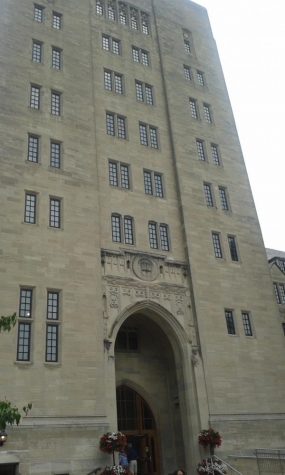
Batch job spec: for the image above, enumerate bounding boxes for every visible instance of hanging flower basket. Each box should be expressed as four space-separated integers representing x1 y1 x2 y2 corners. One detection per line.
198 428 222 454
100 432 127 454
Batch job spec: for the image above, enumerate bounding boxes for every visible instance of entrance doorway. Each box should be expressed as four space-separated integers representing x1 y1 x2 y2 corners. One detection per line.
0 464 18 475
116 386 160 475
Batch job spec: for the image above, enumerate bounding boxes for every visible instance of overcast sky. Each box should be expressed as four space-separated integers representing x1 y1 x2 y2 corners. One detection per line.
196 0 285 251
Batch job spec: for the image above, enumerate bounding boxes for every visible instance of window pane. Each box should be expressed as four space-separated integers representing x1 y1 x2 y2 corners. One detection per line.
106 113 115 135
219 187 229 210
148 222 158 249
102 35 110 51
52 12 62 29
104 70 112 91
50 198 61 228
109 161 118 186
30 85 40 109
242 312 253 336
225 310 236 335
51 91 61 115
154 173 163 198
228 235 239 261
46 324 58 362
120 164 130 189
34 5 44 22
212 232 222 258
184 40 191 54
144 171 153 195
149 127 158 149
47 291 59 320
184 65 191 81
189 98 198 119
108 3 116 21
141 50 149 66
52 48 61 70
96 0 103 15
32 41 42 63
19 288 33 318
211 144 220 165
112 39 120 55
139 124 148 146
136 82 144 102
117 116 126 139
25 193 37 224
28 135 39 162
279 284 285 304
196 139 206 161
204 104 212 123
160 224 169 251
17 323 31 361
197 70 205 86
114 74 123 94
50 141 61 168
204 183 214 207
112 215 121 242
130 8 138 29
141 13 149 35
124 217 134 244
132 47 140 63
145 85 153 105
119 3 127 24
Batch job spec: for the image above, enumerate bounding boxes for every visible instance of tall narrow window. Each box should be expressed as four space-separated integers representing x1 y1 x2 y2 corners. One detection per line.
114 73 123 94
154 173 163 198
189 98 198 119
141 50 149 66
111 214 134 244
107 1 116 21
96 0 104 15
136 82 144 102
51 91 61 116
212 232 222 258
28 134 39 163
111 214 121 242
242 311 253 337
120 164 130 189
203 103 212 123
52 12 62 29
203 183 214 207
149 126 158 148
17 288 33 361
143 171 163 198
148 222 158 249
108 161 130 189
30 85 40 109
184 65 192 81
46 291 60 362
124 216 134 244
160 224 169 251
225 309 236 335
119 3 127 24
50 141 61 169
196 70 205 86
32 40 42 63
104 70 112 91
196 139 206 161
24 193 37 224
273 283 285 304
117 115 126 139
148 222 170 251
106 113 115 136
228 235 239 262
34 4 44 22
141 13 150 35
52 47 62 70
145 84 153 105
102 35 110 51
219 186 229 211
49 198 61 228
130 8 138 30
144 171 153 195
139 123 148 146
132 47 140 63
211 144 221 165
112 39 120 55
184 40 191 54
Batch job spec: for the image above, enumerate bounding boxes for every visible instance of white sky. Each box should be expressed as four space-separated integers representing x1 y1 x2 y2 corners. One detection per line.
196 0 285 251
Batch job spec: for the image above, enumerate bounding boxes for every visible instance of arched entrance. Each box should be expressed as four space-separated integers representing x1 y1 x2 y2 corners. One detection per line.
116 385 159 475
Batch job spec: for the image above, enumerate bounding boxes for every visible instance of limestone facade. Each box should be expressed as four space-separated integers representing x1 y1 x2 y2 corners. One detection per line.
0 0 284 474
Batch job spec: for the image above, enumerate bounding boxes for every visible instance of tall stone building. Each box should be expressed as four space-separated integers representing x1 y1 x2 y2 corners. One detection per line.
0 0 284 474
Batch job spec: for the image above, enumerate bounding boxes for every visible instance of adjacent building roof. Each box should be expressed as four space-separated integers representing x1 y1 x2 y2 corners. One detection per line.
266 248 285 261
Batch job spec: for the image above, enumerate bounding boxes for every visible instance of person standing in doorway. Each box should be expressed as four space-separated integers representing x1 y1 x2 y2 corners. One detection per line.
127 442 138 475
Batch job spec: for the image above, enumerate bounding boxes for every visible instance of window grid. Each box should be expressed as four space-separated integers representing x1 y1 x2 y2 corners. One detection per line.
52 12 62 29
96 0 104 15
106 113 115 136
109 161 119 186
219 187 229 211
112 39 120 55
204 183 214 207
149 127 158 149
212 232 222 258
130 11 138 30
114 74 123 94
136 82 144 102
132 47 140 62
154 173 163 198
17 323 31 361
52 48 61 70
184 65 192 81
242 312 253 336
145 85 153 105
124 217 134 244
184 40 191 54
32 41 42 63
142 17 149 35
196 70 205 86
112 214 121 242
50 198 61 228
102 35 110 50
51 91 61 116
108 4 116 21
228 235 239 262
119 5 127 24
120 164 130 189
25 193 37 224
30 85 40 109
50 141 61 168
211 144 221 165
47 291 59 320
196 139 206 161
225 310 236 335
141 50 149 66
189 98 198 119
274 283 285 304
160 224 169 251
19 288 33 318
148 222 158 249
104 70 112 91
46 325 58 362
203 104 212 123
28 135 39 163
117 116 126 139
139 124 148 146
144 171 153 195
34 4 44 22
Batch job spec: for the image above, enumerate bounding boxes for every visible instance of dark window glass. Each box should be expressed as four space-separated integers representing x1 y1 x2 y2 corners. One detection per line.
106 113 115 135
160 224 169 251
112 214 121 242
46 324 58 362
148 222 158 249
24 193 37 224
228 235 239 261
144 171 152 195
51 91 61 115
212 232 222 258
225 310 236 335
109 161 118 186
28 135 39 162
204 183 214 207
17 322 31 361
19 288 33 318
242 312 253 336
50 198 61 228
52 47 62 70
34 4 44 22
32 41 42 63
124 216 134 244
30 85 40 109
47 291 59 320
52 12 62 29
219 187 229 211
50 141 61 168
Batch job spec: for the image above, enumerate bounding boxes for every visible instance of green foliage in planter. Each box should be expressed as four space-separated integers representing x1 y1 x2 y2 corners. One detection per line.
0 313 17 333
0 400 32 430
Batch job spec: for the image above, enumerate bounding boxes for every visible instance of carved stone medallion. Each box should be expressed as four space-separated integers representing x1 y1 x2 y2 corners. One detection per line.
132 256 159 281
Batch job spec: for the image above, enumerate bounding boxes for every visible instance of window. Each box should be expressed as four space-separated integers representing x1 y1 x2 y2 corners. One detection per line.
102 34 121 55
211 144 221 165
119 3 127 24
104 70 124 94
203 183 214 207
274 283 285 304
276 259 285 273
96 0 104 15
30 85 40 109
242 311 253 337
51 91 61 116
189 98 198 119
50 141 61 168
212 232 222 258
196 70 205 86
184 40 191 54
135 81 154 105
111 214 134 244
46 291 60 362
109 161 130 189
130 7 138 30
139 123 159 148
107 1 116 21
282 323 285 336
49 198 61 228
52 11 62 29
116 327 138 352
34 4 44 22
32 40 42 63
203 103 212 123
148 222 170 251
28 134 39 163
17 288 33 361
24 193 37 224
196 139 206 161
132 47 150 66
219 186 229 211
228 235 239 261
225 309 236 335
52 47 62 70
141 12 150 35
144 170 164 198
184 65 192 81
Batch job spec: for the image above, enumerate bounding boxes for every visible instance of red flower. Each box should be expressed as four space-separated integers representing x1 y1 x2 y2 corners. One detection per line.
198 429 222 448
